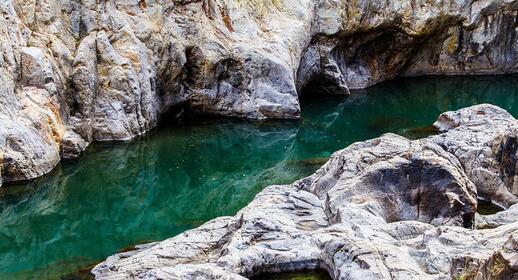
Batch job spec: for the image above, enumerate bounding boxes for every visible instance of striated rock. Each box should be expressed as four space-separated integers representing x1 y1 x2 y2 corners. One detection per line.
1 0 518 184
450 234 518 279
1 87 64 183
301 0 518 90
20 47 55 88
92 105 518 280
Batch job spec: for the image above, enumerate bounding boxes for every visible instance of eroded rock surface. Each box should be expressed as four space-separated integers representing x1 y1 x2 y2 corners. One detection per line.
431 104 518 208
1 0 518 184
92 105 518 280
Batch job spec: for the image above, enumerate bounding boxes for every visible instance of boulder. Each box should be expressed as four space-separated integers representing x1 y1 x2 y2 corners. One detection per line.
431 104 518 208
1 87 64 183
298 134 477 227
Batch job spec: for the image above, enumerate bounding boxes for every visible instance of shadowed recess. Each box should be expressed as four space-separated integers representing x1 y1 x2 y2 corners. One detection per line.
477 199 506 215
250 269 332 280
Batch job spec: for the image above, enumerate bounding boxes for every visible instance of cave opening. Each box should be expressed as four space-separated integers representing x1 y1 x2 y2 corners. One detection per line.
298 74 350 98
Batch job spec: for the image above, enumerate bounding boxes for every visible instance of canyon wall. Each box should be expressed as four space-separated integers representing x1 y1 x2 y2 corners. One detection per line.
1 0 517 184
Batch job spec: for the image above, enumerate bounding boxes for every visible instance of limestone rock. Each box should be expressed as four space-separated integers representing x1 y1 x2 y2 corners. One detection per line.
1 0 518 184
431 104 518 208
20 47 54 88
298 134 477 227
476 204 518 230
92 105 518 280
450 234 518 279
1 87 64 183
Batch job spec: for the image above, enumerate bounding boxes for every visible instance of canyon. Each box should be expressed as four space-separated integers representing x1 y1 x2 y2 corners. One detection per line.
2 1 518 279
1 0 518 184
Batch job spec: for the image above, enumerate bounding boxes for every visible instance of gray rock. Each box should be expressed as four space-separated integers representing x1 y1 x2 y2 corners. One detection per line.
450 234 518 279
431 104 518 208
0 88 63 183
20 47 54 88
297 133 477 227
92 105 518 280
476 204 518 230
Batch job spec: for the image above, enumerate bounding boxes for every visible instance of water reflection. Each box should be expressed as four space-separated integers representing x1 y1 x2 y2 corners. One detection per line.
1 75 518 279
0 121 301 279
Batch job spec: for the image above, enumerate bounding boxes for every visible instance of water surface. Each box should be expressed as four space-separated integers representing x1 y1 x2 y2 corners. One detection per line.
251 270 332 280
1 75 518 279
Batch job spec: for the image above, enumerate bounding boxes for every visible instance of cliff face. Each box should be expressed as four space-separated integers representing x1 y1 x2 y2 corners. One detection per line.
0 0 517 184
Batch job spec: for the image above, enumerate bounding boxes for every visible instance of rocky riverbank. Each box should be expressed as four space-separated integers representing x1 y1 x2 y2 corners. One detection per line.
1 0 518 184
92 104 518 279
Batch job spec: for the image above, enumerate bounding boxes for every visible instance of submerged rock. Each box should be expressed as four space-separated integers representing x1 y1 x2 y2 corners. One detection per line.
92 104 518 280
1 0 518 183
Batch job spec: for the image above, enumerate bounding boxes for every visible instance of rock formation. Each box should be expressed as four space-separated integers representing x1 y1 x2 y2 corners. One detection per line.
431 104 518 208
91 104 518 280
1 0 517 184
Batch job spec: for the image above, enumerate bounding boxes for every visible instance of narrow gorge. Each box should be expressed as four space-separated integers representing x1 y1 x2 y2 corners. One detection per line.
1 0 518 279
1 0 517 184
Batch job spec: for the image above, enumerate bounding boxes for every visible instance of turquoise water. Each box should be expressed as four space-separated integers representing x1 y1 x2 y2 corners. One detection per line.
1 75 518 279
251 270 332 280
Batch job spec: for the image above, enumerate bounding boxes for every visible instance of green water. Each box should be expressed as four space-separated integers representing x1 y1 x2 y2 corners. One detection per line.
477 199 505 215
1 75 518 279
251 270 332 280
